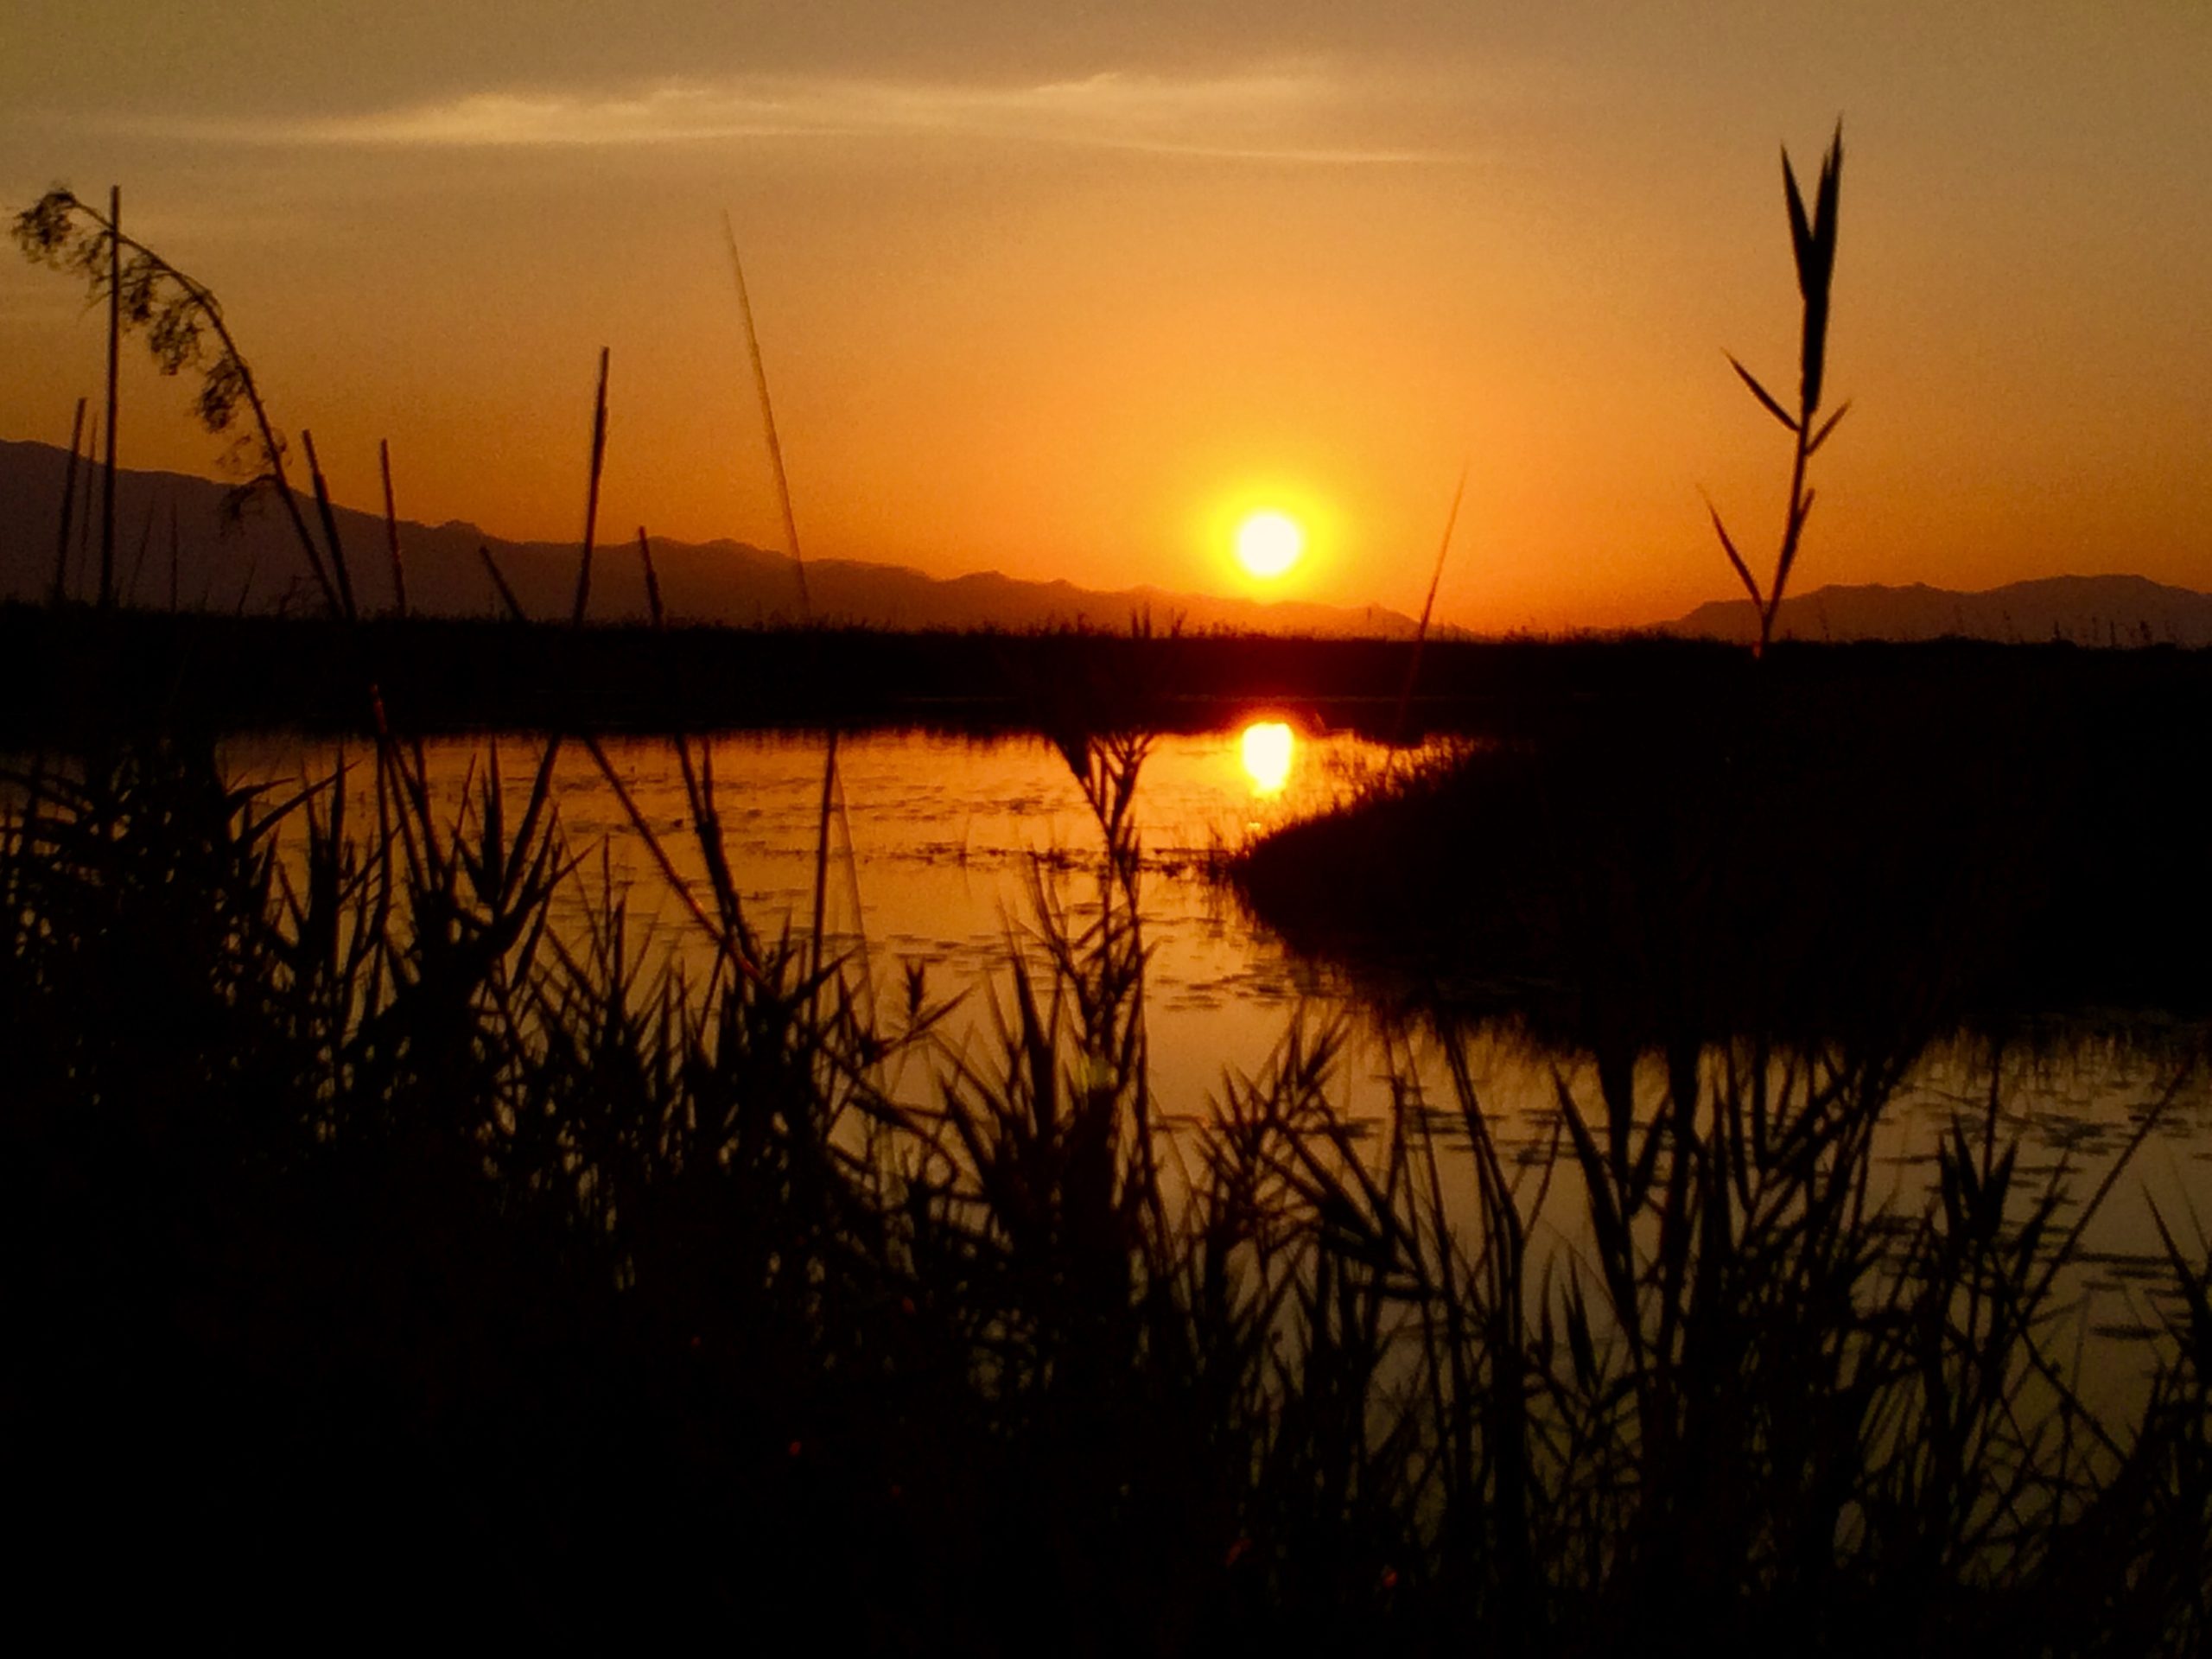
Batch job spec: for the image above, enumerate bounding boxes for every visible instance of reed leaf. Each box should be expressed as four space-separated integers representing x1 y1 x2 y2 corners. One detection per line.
1727 353 1799 433
1701 489 1763 608
1806 399 1852 456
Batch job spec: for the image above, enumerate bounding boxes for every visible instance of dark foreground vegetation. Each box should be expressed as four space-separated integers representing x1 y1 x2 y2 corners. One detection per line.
5 711 2209 1651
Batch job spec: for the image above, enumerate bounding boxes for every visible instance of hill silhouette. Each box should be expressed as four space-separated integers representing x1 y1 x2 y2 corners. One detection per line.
1667 575 2212 646
0 439 1420 636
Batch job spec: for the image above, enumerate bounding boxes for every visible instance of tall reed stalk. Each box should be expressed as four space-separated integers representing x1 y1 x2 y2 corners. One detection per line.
1393 463 1469 744
50 396 86 607
379 438 410 620
100 186 119 611
1706 124 1849 658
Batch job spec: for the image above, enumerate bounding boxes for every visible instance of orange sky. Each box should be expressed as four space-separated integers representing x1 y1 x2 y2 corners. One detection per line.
3 3 2208 630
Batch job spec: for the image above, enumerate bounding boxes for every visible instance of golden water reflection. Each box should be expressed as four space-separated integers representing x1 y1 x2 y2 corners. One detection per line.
1239 721 1294 796
214 727 2211 1428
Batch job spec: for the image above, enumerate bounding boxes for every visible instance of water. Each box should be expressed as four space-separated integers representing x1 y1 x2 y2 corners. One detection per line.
233 719 1454 1114
229 718 2211 1410
227 716 2211 1154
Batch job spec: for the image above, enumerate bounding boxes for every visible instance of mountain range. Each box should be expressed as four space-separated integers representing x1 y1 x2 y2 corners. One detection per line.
1664 575 2212 647
0 439 1421 637
6 439 2205 644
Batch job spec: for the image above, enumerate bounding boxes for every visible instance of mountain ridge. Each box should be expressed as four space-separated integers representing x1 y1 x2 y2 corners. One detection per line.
1665 575 2212 646
11 440 2204 643
0 438 1422 637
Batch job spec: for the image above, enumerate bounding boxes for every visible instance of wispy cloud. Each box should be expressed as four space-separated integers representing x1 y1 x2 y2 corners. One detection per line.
98 70 1469 165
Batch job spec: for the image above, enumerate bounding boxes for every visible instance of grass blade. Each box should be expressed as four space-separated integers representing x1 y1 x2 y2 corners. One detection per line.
379 438 410 620
479 543 525 622
1393 460 1468 743
724 213 808 617
301 428 359 625
572 346 609 627
1806 400 1852 456
51 396 85 607
1727 353 1799 433
1701 489 1763 608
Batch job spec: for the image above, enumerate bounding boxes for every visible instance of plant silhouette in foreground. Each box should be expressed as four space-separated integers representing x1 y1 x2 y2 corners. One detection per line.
5 725 2209 1652
1707 124 1848 658
12 186 342 613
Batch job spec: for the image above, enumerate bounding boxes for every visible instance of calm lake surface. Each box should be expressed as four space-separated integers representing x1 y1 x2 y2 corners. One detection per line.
234 719 2211 1402
240 719 1424 1108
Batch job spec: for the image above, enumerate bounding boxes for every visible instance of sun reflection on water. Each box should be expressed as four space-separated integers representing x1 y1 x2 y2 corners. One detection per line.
1239 721 1294 796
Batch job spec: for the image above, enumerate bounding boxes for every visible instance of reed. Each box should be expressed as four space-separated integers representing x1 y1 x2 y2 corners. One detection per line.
378 439 410 620
571 348 609 626
102 186 119 609
1392 463 1468 743
12 186 343 615
1706 124 1849 658
73 410 98 601
51 396 86 607
301 428 359 624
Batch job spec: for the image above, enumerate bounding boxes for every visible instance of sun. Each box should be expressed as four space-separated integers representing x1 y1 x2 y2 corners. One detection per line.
1234 510 1305 580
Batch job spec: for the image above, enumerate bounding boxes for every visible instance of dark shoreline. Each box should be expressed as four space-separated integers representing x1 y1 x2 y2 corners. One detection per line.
6 600 2210 741
1233 642 2212 1039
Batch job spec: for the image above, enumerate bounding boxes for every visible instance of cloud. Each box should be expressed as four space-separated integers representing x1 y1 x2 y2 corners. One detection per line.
96 69 1470 165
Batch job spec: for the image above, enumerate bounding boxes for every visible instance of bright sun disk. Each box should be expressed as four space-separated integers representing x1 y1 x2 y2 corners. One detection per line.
1235 510 1305 580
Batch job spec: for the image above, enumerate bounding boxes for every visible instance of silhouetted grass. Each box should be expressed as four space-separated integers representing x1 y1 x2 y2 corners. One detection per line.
4 715 2208 1651
1707 124 1849 659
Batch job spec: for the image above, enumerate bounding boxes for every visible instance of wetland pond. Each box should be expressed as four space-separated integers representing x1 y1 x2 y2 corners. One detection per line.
235 715 2211 1411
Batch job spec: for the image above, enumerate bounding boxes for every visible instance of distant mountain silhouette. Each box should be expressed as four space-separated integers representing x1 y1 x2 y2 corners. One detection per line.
1667 575 2212 647
0 439 1421 637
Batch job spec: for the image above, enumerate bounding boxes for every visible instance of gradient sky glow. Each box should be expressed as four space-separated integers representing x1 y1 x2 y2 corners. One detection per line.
3 3 2207 628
